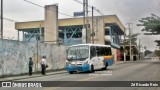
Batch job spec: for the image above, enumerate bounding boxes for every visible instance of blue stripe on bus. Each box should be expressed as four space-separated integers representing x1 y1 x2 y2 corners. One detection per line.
104 59 113 66
66 64 90 72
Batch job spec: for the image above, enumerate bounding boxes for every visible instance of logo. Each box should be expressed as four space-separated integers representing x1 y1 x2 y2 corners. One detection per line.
2 82 11 87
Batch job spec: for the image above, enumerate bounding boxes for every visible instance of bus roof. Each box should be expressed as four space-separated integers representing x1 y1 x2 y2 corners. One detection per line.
68 44 111 47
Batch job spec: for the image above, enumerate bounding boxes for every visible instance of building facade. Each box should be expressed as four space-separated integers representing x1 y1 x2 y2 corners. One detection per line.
15 5 125 62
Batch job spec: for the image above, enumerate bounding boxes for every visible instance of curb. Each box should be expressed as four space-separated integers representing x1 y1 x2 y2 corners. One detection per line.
0 71 67 81
115 61 125 65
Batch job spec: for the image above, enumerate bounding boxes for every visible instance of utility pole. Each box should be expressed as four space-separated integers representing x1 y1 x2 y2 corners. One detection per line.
39 25 42 42
74 0 103 44
123 28 126 62
82 0 87 44
85 0 89 43
139 39 141 60
36 40 38 71
18 31 19 41
82 0 89 43
1 0 3 39
83 0 85 29
127 23 133 61
91 6 94 44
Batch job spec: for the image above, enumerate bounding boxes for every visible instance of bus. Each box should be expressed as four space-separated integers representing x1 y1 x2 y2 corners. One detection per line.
66 44 113 74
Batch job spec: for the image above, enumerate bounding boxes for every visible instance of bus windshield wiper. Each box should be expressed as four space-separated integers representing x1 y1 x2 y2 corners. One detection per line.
78 49 82 59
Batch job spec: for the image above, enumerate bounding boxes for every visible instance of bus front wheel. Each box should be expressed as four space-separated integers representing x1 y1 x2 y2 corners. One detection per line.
90 65 95 73
69 71 73 74
103 63 108 70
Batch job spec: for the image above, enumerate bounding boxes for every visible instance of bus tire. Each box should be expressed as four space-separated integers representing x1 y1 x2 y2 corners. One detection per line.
103 63 108 70
90 65 95 73
69 71 73 74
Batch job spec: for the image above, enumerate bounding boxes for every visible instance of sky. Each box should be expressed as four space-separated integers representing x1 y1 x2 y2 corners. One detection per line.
1 0 160 51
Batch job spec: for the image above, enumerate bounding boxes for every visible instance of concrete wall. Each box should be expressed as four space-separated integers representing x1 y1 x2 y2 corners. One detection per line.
0 40 66 76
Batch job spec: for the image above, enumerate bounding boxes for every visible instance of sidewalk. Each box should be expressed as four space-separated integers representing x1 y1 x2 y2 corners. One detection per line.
114 61 134 65
0 62 128 81
0 70 67 81
115 61 125 64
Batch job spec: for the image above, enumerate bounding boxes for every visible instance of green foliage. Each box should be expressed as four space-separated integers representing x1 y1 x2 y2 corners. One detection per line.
121 33 140 45
144 50 152 56
154 50 160 57
137 14 160 34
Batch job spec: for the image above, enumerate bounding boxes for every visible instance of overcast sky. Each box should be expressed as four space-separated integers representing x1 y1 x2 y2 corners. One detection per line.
1 0 160 51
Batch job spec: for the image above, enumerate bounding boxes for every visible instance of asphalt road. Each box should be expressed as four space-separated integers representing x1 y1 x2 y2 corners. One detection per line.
1 59 160 90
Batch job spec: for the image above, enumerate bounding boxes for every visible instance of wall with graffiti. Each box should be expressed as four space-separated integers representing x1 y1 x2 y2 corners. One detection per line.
0 40 66 76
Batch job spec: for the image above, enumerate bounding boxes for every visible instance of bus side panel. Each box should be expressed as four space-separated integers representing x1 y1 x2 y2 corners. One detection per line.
104 59 113 66
104 56 113 66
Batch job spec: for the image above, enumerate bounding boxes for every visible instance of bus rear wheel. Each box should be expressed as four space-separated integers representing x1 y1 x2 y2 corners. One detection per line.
103 63 108 70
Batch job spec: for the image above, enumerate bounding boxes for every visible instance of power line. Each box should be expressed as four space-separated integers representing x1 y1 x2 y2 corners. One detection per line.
24 0 73 18
23 0 105 31
74 0 104 16
157 0 160 8
2 17 18 22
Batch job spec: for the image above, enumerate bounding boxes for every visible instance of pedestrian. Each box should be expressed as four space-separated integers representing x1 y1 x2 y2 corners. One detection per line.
29 57 33 76
40 56 47 75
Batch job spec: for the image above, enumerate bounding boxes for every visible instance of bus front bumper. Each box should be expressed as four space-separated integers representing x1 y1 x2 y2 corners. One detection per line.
66 64 90 72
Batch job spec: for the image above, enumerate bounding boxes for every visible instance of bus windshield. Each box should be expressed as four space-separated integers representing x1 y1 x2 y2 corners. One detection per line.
67 45 89 61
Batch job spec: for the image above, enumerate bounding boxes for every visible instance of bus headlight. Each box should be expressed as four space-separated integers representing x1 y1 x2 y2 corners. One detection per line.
66 62 71 66
84 61 88 64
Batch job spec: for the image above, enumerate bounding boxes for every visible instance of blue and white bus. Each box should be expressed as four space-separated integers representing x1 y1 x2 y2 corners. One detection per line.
66 44 114 74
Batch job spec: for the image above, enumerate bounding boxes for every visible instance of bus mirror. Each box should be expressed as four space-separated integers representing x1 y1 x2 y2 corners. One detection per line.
66 49 68 53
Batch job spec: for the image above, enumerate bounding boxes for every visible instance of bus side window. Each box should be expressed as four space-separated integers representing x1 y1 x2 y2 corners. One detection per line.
105 47 111 55
108 48 112 55
96 46 102 56
90 46 96 59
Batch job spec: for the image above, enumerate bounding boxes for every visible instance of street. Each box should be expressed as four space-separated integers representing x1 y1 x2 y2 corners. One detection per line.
1 59 160 90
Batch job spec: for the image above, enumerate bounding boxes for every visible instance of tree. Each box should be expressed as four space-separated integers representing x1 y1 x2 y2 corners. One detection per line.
121 33 140 45
137 14 160 34
138 14 160 49
154 50 160 59
144 50 152 56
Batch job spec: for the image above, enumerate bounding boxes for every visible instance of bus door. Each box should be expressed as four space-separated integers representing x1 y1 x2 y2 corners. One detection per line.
90 46 98 68
96 46 105 68
96 46 103 68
